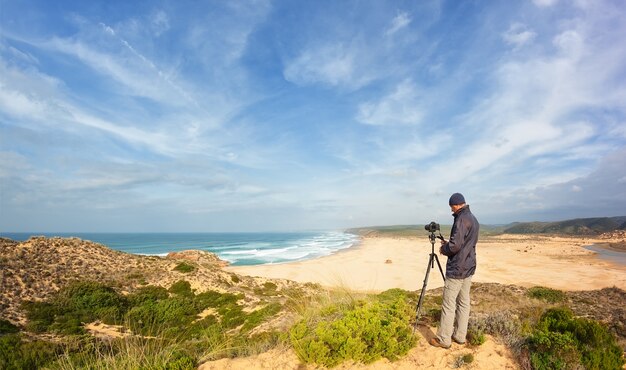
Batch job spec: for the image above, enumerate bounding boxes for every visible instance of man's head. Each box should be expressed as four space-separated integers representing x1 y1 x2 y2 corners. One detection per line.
449 193 466 213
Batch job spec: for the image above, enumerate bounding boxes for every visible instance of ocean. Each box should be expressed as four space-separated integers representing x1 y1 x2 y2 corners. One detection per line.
1 231 360 266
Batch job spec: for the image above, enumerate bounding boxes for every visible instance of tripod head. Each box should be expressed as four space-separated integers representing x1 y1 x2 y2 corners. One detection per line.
425 221 445 252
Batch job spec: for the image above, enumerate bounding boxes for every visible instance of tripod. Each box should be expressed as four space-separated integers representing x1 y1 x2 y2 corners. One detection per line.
414 231 446 325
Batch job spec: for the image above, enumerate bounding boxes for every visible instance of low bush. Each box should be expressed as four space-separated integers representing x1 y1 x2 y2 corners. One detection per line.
241 302 282 332
0 334 59 369
453 353 474 368
527 286 566 303
21 300 57 333
468 311 521 347
525 307 625 370
0 319 19 334
169 280 194 297
22 281 128 334
126 297 198 336
254 282 279 296
174 262 196 273
127 285 169 306
194 290 242 311
289 291 416 367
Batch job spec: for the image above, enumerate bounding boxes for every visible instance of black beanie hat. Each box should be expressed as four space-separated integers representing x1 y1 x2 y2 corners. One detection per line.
449 193 465 206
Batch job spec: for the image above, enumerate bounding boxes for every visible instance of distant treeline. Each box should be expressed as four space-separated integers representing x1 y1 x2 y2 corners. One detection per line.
348 216 626 237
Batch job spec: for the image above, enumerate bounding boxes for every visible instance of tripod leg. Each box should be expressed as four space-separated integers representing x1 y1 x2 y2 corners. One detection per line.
415 253 435 324
433 254 446 281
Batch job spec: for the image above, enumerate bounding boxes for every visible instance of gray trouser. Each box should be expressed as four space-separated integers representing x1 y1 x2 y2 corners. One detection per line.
436 275 472 346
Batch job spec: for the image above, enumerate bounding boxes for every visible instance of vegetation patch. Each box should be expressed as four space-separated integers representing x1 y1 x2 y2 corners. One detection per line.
169 280 194 297
254 281 279 296
173 262 196 273
289 289 416 367
527 286 566 303
0 334 60 370
14 279 286 368
453 353 474 368
525 307 625 370
0 319 19 334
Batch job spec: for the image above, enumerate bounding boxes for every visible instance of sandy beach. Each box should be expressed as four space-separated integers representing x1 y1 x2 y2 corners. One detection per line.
227 234 626 292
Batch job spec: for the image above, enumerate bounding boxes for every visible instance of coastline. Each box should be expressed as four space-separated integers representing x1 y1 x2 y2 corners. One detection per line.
226 234 626 292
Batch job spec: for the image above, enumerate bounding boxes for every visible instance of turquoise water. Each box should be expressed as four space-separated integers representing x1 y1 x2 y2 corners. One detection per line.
1 231 360 266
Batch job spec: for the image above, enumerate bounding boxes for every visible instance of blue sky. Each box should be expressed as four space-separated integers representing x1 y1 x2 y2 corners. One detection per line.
1 0 625 232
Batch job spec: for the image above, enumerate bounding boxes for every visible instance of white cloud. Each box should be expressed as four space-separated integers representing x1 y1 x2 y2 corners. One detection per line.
532 0 559 7
151 10 170 36
386 12 411 36
356 80 423 125
553 30 584 58
502 23 536 48
283 43 370 89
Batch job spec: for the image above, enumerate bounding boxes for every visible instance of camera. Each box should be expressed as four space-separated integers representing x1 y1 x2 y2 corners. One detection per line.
424 221 440 233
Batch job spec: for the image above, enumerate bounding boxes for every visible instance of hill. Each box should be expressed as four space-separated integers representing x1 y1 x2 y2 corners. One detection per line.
348 216 626 238
0 236 306 325
504 216 626 235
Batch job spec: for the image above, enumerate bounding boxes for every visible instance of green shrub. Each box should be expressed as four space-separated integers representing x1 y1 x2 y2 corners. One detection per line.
128 285 169 306
0 319 19 334
254 282 279 296
527 286 566 303
53 281 128 325
289 296 416 367
164 350 196 369
467 327 486 346
173 262 196 273
50 314 86 335
219 305 247 329
169 280 193 297
126 297 198 336
526 307 625 370
21 301 57 333
0 334 58 369
453 353 474 368
194 291 242 311
241 303 282 332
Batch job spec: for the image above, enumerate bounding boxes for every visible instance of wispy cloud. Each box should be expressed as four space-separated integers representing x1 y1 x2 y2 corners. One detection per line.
532 0 559 7
502 23 536 48
386 12 412 36
356 80 423 126
1 0 625 231
283 42 364 88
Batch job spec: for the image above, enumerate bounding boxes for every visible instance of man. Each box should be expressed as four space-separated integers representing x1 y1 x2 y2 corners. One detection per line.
430 192 479 349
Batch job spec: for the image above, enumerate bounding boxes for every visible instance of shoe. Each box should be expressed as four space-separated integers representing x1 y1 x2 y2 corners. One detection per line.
452 337 466 345
429 337 451 349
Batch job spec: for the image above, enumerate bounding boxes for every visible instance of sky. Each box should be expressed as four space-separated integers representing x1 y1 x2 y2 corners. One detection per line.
1 0 625 232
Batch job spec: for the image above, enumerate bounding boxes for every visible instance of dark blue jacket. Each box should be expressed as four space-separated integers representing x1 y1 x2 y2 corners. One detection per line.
441 205 479 279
